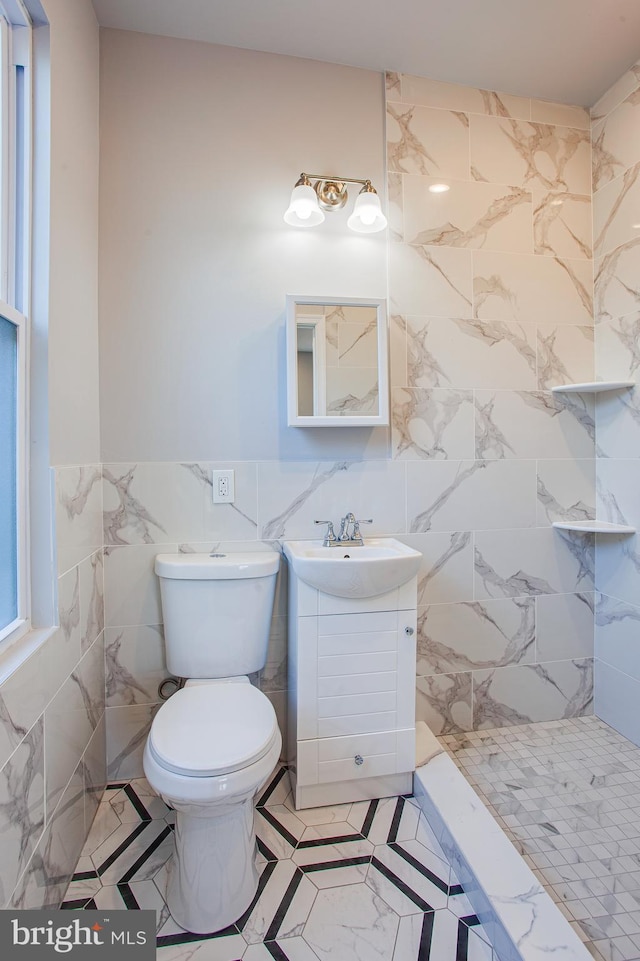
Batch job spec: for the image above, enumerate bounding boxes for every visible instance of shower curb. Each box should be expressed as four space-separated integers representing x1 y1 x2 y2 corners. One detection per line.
412 724 591 961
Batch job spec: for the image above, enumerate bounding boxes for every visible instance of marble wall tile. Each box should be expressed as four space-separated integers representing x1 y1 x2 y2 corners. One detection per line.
103 543 175 628
106 703 160 780
536 459 596 526
533 190 592 260
594 236 640 322
44 635 105 817
417 597 535 675
596 533 640 607
257 461 406 540
475 390 595 460
470 115 591 193
406 316 537 390
201 463 259 542
593 161 640 258
105 625 168 707
79 551 104 655
407 459 536 532
397 532 474 605
536 592 594 661
591 61 640 125
595 310 640 381
0 640 51 773
536 324 594 389
403 177 532 253
474 528 594 599
595 593 640 681
596 387 640 458
0 717 44 906
386 103 470 178
594 659 640 748
392 387 474 460
82 715 106 836
387 171 403 242
56 566 82 680
259 615 287 695
416 672 473 735
55 466 102 575
473 250 593 326
399 75 530 120
389 313 407 388
596 458 640 528
389 242 473 318
531 101 589 130
325 367 378 415
472 658 593 729
592 88 640 192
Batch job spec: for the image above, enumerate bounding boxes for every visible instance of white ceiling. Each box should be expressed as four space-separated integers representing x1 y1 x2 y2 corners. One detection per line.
90 0 640 107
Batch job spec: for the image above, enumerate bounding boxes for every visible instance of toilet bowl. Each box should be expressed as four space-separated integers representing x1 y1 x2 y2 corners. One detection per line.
143 551 281 934
144 679 281 934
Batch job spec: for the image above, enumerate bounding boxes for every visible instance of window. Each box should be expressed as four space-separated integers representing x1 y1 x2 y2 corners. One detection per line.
0 0 30 645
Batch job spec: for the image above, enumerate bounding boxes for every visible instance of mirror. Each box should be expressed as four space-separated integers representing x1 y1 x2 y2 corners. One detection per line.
286 296 389 427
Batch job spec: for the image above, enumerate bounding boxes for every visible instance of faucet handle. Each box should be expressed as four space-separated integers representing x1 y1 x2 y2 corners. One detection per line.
352 518 373 543
314 520 337 546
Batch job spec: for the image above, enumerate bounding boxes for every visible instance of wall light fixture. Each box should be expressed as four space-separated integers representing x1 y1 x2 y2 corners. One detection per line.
284 172 387 234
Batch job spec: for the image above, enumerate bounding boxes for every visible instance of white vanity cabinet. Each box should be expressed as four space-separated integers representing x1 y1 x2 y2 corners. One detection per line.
287 570 417 809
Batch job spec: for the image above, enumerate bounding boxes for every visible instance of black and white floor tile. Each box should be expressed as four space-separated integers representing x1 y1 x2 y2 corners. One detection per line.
63 767 496 961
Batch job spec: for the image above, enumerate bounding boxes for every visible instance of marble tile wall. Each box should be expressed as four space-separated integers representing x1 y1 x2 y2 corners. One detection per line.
386 72 595 735
591 60 640 746
0 465 106 908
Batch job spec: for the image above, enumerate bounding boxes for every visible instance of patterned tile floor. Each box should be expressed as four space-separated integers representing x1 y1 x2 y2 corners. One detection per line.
63 766 496 960
442 716 640 961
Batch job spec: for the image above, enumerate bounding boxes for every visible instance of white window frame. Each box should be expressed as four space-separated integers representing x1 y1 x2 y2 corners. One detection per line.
0 0 31 650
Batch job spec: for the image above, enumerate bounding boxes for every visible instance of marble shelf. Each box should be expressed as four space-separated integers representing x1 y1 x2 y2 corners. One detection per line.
552 520 636 534
551 380 634 393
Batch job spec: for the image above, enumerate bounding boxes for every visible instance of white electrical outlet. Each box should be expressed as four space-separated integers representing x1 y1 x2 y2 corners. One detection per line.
212 469 235 504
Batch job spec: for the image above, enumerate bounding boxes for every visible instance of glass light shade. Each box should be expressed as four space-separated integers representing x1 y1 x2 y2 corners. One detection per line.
283 184 325 227
347 191 387 233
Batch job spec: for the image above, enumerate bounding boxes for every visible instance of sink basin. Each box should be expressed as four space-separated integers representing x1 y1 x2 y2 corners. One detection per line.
283 538 422 598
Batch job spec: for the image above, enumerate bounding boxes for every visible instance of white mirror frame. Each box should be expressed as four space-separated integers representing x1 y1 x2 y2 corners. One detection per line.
286 295 389 427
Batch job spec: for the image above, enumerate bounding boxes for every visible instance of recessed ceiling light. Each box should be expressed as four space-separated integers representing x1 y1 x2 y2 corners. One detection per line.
428 183 450 193
550 198 564 206
633 223 640 229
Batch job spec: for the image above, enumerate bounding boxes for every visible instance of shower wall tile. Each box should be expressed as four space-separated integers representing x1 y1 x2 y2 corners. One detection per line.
55 466 103 575
473 250 593 326
475 390 595 460
105 625 168 707
406 316 537 390
596 388 640 459
469 115 591 193
416 597 536 675
397 532 474 606
536 592 594 661
389 242 473 318
398 75 531 120
536 458 596 526
386 103 470 178
597 534 640 608
257 461 406 540
595 593 640 681
594 660 640 747
595 310 640 381
406 459 536 533
597 458 640 531
474 528 594 599
594 237 640 322
472 658 593 729
593 161 640 258
392 387 475 460
591 60 640 125
592 87 640 192
402 176 532 253
416 672 473 736
531 100 590 130
536 324 594 389
532 189 592 260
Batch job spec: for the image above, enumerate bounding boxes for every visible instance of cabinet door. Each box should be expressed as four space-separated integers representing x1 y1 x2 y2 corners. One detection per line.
297 728 415 786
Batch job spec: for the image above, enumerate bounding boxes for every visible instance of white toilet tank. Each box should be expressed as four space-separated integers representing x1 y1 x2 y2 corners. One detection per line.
155 552 280 678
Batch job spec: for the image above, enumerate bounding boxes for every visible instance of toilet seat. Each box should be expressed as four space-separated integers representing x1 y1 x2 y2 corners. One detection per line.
148 683 278 778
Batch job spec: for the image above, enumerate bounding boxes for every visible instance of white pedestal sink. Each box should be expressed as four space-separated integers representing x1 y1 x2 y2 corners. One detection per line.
283 537 422 599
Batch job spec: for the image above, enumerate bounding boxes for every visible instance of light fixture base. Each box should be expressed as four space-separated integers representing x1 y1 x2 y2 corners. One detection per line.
314 180 348 212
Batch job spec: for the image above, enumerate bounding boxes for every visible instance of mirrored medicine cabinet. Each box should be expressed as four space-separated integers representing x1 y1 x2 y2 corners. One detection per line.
286 295 389 427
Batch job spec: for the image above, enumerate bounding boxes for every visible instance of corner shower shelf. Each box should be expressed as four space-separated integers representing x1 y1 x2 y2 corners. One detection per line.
551 381 634 393
552 520 636 534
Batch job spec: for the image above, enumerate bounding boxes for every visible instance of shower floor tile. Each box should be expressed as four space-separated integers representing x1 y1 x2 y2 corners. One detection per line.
63 767 496 960
441 715 640 961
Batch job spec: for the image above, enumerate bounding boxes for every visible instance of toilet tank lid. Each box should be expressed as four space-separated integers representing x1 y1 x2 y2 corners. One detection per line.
155 552 280 580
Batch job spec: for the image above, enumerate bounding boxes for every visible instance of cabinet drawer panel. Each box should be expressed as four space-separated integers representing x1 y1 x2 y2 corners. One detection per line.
318 631 397 657
318 671 396 698
318 612 398 637
318 730 397 761
318 651 396 677
318 691 396 718
318 712 397 738
318 753 397 783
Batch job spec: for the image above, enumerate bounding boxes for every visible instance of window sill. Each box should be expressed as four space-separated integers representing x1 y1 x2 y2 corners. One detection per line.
0 624 56 687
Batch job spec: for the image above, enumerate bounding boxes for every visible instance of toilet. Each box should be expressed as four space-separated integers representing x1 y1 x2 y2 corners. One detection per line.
143 551 282 935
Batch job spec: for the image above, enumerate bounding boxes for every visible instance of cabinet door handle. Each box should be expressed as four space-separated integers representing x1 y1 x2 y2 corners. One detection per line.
354 755 364 766
404 626 414 636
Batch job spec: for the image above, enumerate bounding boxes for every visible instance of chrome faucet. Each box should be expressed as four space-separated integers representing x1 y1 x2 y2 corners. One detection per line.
337 513 373 546
314 519 337 547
